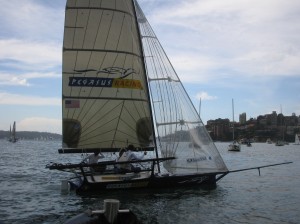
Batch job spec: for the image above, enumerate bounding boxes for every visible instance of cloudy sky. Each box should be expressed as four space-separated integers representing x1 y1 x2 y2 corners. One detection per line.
0 0 299 134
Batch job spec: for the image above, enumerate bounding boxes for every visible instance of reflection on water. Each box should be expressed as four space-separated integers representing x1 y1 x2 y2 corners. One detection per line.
0 140 299 223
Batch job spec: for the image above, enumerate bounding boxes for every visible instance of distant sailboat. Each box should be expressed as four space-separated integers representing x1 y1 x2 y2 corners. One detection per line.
275 105 286 146
275 140 285 146
47 0 228 194
266 138 272 144
294 134 300 145
8 125 11 142
9 121 18 143
228 99 241 152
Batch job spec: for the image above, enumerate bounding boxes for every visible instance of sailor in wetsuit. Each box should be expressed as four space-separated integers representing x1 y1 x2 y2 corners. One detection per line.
116 145 147 173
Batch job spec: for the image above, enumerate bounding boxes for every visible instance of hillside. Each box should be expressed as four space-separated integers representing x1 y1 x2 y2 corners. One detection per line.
0 130 62 140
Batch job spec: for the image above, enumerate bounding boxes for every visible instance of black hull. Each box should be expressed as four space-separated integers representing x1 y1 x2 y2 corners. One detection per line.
73 173 217 194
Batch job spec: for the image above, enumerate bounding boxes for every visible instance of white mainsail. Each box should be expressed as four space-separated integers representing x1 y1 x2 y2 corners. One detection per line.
63 0 154 149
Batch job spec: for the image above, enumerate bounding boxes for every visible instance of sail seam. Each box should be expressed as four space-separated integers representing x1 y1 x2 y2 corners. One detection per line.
63 96 148 102
63 48 140 58
66 6 134 17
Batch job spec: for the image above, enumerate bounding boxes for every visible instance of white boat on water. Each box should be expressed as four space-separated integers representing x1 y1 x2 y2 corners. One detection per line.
47 0 228 194
228 141 241 151
294 134 300 145
266 138 272 144
228 99 241 152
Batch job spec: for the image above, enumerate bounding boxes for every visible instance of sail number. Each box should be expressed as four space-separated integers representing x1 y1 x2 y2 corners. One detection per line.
106 181 149 189
187 156 211 163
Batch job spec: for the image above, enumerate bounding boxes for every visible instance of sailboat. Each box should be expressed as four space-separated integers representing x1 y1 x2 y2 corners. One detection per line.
47 0 228 193
275 139 285 146
228 99 241 151
294 134 300 145
266 138 272 144
275 106 287 146
8 121 18 143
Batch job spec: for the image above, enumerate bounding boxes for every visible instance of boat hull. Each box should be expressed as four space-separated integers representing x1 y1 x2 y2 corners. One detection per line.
72 173 218 194
228 144 241 152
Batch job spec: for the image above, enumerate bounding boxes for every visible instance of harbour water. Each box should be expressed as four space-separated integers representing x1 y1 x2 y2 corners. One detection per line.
0 140 299 224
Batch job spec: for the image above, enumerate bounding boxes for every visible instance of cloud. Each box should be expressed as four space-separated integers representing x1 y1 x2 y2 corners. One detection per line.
0 92 60 106
234 50 300 77
169 53 217 83
196 91 217 101
0 71 60 86
18 117 61 134
0 74 30 86
0 1 63 75
0 39 61 71
148 0 300 82
0 0 64 41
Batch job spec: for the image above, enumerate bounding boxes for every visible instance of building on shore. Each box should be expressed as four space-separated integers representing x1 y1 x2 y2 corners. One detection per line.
206 111 300 142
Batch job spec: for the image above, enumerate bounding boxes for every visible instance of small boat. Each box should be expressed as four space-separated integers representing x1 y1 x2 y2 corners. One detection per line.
228 99 241 152
8 121 18 143
47 0 228 194
276 107 287 147
275 140 285 146
266 138 272 144
240 138 252 147
228 141 241 152
64 199 141 224
294 134 300 145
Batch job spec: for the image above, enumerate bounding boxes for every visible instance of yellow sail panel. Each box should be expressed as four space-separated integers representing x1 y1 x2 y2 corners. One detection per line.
112 79 143 90
62 0 154 150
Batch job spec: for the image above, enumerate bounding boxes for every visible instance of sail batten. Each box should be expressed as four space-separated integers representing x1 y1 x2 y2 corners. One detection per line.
65 26 85 29
157 120 202 127
63 48 141 57
66 7 134 17
63 96 148 102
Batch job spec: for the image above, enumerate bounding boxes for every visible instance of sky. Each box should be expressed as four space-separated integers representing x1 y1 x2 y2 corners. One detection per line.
0 0 300 134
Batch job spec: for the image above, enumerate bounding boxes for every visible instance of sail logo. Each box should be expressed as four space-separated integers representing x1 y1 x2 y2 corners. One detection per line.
69 77 143 90
69 77 113 87
74 67 135 79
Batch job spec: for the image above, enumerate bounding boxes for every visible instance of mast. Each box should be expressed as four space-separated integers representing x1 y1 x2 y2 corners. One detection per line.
199 97 202 117
232 99 235 141
132 0 160 171
13 121 15 140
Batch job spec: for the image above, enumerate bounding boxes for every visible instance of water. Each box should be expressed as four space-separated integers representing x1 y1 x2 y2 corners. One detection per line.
0 140 300 224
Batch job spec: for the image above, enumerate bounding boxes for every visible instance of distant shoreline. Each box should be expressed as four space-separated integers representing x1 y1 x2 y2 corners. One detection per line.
0 130 61 140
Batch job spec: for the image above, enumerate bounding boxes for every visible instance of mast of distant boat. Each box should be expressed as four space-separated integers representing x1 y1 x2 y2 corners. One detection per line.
198 97 201 118
232 99 235 141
